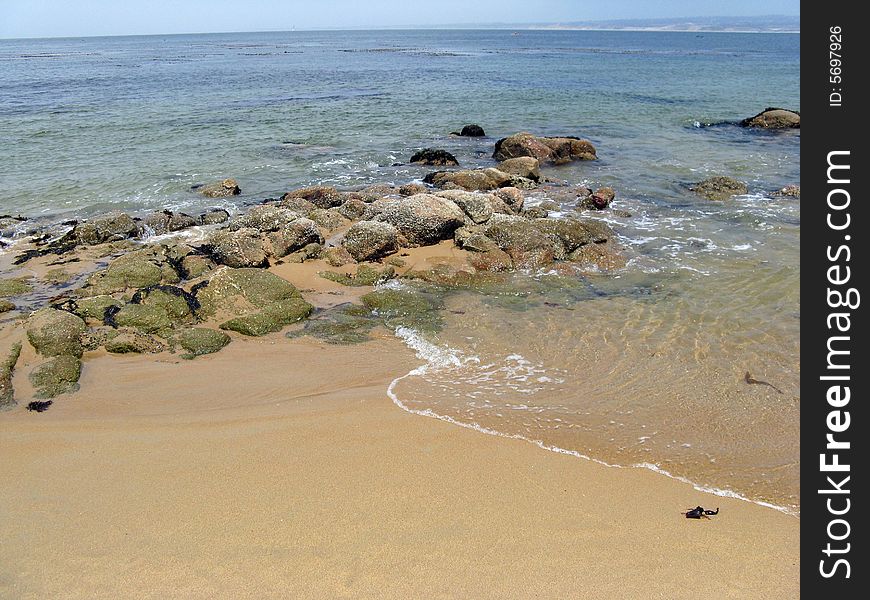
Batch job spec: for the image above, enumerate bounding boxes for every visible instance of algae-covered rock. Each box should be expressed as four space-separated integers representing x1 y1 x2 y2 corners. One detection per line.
29 355 81 398
73 211 139 245
1 342 22 408
497 157 541 182
219 297 313 336
0 299 15 313
205 227 268 268
361 286 444 333
68 295 124 322
307 208 350 232
200 208 231 225
179 328 231 357
131 286 196 323
195 267 301 317
267 218 323 258
690 176 748 201
282 185 343 209
0 278 32 297
104 331 166 354
229 205 299 233
26 308 87 358
81 248 177 295
337 198 368 221
323 246 356 267
287 303 379 345
319 264 395 287
110 304 173 334
342 221 399 261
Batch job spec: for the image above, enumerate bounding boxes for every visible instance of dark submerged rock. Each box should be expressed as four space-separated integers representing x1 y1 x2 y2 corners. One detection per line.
690 176 748 201
410 148 459 167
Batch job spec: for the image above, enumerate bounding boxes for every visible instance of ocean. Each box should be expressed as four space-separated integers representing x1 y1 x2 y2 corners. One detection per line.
0 29 800 512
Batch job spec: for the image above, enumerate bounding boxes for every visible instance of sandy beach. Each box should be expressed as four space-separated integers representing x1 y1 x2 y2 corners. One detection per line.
1 331 798 599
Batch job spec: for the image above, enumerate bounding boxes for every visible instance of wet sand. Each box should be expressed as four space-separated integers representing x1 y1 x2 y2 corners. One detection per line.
1 334 798 599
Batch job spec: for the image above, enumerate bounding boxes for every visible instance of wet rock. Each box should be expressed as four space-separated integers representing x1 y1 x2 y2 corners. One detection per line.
168 212 197 231
740 107 800 129
337 198 368 221
73 211 139 245
131 285 197 323
81 247 179 295
282 185 343 209
497 157 541 182
200 208 230 225
361 287 444 333
690 176 748 201
180 254 215 280
493 132 597 163
219 297 312 336
589 187 616 209
454 124 485 137
199 178 241 198
342 221 399 262
229 205 299 233
142 211 172 235
65 295 124 323
399 183 427 197
29 355 81 398
0 278 31 297
0 299 15 313
424 168 512 192
534 218 600 259
774 184 800 198
410 148 459 166
493 187 524 212
179 328 230 357
205 227 269 268
195 267 301 317
280 197 319 214
268 218 324 258
307 208 350 232
1 342 22 409
435 190 494 224
111 304 173 334
323 246 356 267
567 240 626 270
374 194 466 246
319 264 395 287
105 331 166 354
286 303 378 345
468 248 514 271
484 219 556 268
26 308 87 358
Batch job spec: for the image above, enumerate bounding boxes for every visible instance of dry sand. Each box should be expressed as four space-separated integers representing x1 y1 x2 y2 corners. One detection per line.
1 332 798 599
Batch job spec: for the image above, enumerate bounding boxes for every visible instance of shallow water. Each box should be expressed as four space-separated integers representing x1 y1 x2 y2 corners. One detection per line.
1 30 800 511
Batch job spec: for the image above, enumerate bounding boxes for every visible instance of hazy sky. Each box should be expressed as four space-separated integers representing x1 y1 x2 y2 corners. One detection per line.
1 0 800 39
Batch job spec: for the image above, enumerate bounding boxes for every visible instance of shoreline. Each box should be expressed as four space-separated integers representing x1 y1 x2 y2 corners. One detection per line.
1 335 798 598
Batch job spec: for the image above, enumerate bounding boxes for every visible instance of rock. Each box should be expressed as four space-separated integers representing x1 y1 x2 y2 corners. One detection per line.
286 303 378 345
282 186 343 209
493 132 597 163
337 198 368 221
200 209 230 225
374 194 466 246
319 264 395 287
206 227 268 268
229 205 299 233
455 124 485 137
110 304 173 334
219 297 312 336
690 176 748 201
343 184 395 203
0 299 15 313
1 342 22 408
66 295 123 323
494 187 524 212
533 218 601 258
468 248 513 271
575 218 614 243
180 254 215 280
399 183 427 197
342 221 399 261
141 211 172 235
590 187 615 209
131 285 196 323
521 205 550 219
323 246 356 267
435 190 494 224
282 242 323 264
26 308 87 358
104 331 166 354
456 229 500 253
29 355 81 398
195 267 301 317
0 278 31 297
280 197 318 214
410 148 459 167
268 218 324 258
740 108 800 129
424 168 513 192
73 211 139 245
199 178 241 198
484 219 556 268
774 184 800 198
179 328 231 357
307 208 350 232
567 240 626 270
497 157 541 182
80 247 179 295
168 212 197 231
361 287 444 333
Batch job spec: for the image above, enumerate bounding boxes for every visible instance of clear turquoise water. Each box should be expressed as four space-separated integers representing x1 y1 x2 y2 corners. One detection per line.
1 30 800 511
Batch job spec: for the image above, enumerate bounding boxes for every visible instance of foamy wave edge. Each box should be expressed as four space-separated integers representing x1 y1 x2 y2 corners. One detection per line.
388 326 798 518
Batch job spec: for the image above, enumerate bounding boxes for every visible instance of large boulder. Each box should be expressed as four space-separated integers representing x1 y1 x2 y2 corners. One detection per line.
497 157 540 182
336 198 368 220
29 355 82 398
219 297 312 337
198 178 241 198
26 308 87 358
282 186 343 209
533 218 611 259
79 248 180 296
410 148 459 166
205 227 268 268
484 218 557 268
435 190 494 224
740 108 800 129
424 168 513 192
229 205 299 232
73 211 139 246
307 208 350 232
375 194 466 246
342 221 399 261
141 210 197 236
268 218 324 258
690 176 748 201
195 267 301 317
493 132 596 163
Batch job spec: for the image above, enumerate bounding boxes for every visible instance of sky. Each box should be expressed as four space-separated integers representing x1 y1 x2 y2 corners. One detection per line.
1 0 801 39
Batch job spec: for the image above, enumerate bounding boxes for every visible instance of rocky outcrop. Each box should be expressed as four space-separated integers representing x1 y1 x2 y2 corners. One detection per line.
195 267 301 317
484 219 556 268
198 178 241 198
740 108 800 129
497 157 540 182
374 194 466 245
219 297 312 337
80 247 181 296
493 132 597 163
342 221 399 261
141 210 197 236
410 148 459 166
229 205 299 233
690 176 748 201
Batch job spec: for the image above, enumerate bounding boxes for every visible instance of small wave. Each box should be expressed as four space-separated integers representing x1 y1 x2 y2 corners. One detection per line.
388 327 797 517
